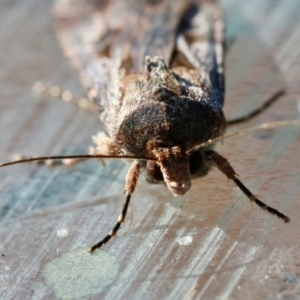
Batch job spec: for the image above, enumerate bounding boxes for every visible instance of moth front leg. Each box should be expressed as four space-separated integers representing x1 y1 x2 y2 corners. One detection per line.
89 132 122 157
204 150 290 223
88 161 141 253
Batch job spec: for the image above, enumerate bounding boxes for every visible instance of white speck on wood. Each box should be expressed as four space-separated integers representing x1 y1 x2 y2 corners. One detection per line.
176 236 193 245
56 228 69 238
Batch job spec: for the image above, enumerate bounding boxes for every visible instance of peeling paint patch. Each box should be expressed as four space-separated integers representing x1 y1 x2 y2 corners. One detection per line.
43 249 119 299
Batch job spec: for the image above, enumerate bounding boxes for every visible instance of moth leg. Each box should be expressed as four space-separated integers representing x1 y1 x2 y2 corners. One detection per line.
88 132 124 167
90 132 123 157
88 161 141 253
32 81 98 114
226 89 285 125
204 150 290 223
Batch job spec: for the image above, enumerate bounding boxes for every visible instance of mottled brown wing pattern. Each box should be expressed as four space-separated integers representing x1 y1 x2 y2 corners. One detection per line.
53 0 224 128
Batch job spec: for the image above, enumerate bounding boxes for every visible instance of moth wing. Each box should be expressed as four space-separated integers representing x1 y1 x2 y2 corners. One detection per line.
53 0 114 120
53 0 225 127
172 1 225 106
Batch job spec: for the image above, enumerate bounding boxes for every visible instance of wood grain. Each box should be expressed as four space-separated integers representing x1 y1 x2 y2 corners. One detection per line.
0 0 300 299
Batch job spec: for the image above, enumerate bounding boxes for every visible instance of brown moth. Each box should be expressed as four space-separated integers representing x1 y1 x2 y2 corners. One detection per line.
1 0 293 253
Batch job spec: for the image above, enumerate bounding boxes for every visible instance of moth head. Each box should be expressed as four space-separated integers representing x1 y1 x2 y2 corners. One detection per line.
147 146 191 196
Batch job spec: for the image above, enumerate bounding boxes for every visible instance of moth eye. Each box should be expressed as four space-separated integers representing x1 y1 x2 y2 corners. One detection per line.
147 161 164 181
189 151 203 175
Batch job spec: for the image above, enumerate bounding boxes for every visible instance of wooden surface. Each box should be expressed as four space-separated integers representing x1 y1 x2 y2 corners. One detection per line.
1 0 300 299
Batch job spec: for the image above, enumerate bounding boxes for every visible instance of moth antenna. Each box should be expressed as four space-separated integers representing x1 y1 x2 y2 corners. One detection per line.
0 154 156 168
187 119 300 154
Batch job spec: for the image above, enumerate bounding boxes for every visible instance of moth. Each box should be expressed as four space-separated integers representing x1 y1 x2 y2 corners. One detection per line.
1 0 295 253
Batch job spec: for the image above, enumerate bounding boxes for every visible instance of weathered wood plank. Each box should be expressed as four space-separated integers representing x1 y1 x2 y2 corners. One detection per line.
0 0 300 299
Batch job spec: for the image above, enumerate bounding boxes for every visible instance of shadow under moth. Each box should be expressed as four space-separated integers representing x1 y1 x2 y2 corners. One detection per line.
2 0 299 253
